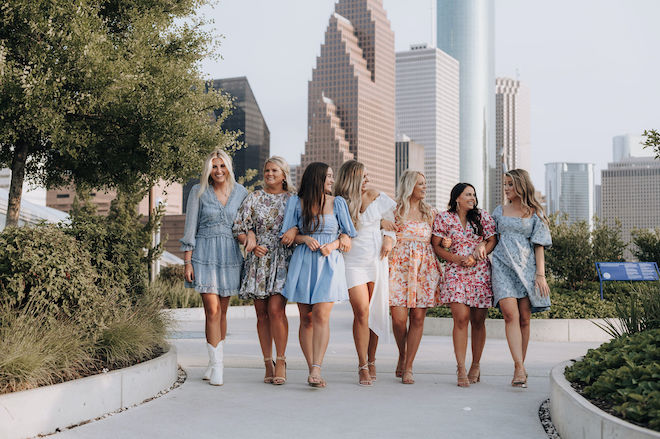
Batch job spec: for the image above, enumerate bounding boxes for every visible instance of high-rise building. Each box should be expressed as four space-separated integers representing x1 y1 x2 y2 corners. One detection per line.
545 162 595 228
437 0 495 209
602 157 660 258
612 134 651 162
493 77 531 206
395 44 459 209
211 77 270 184
395 135 426 194
301 0 396 197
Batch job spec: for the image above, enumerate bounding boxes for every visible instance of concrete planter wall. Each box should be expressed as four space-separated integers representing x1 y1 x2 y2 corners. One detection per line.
550 360 660 439
424 317 618 342
0 346 178 439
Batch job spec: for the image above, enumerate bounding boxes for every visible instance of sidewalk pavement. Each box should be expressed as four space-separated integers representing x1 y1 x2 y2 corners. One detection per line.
54 303 600 439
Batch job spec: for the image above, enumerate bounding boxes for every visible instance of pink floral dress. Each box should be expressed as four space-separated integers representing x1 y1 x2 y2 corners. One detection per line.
389 213 442 308
432 210 496 308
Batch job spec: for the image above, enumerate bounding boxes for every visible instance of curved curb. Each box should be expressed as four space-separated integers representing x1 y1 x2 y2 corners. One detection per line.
424 317 617 342
0 346 178 439
550 360 660 439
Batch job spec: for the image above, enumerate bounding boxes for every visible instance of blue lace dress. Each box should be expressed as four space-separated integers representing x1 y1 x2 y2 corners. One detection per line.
180 183 248 296
491 205 553 312
279 196 358 304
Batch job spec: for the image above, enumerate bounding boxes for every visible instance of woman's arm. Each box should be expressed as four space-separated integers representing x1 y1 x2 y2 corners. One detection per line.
184 250 194 282
534 245 550 297
320 238 341 256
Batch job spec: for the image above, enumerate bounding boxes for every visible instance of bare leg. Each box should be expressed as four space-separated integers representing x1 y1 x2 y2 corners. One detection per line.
390 306 408 377
202 294 222 346
269 294 288 381
451 303 470 386
219 296 230 340
366 282 378 379
518 297 532 362
403 308 426 376
254 299 274 380
468 307 487 382
349 283 371 384
297 303 313 370
309 302 334 385
500 297 527 385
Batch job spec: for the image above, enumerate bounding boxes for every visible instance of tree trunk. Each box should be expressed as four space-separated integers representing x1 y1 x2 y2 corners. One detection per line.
6 141 29 227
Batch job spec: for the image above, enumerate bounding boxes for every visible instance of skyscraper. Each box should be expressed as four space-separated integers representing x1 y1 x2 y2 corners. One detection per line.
545 162 595 228
211 77 270 184
437 0 495 209
493 77 531 206
395 135 426 194
396 44 459 209
301 0 396 197
612 134 651 162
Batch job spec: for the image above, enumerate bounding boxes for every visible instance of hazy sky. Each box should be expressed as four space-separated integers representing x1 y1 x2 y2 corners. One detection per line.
198 0 660 189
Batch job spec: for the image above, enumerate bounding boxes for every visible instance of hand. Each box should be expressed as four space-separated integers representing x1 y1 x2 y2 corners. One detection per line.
472 242 487 260
245 231 257 253
459 255 476 267
281 227 297 246
535 275 550 297
319 243 333 257
380 219 395 232
184 264 194 283
338 233 352 252
441 237 452 249
380 236 393 259
303 236 321 251
253 245 268 258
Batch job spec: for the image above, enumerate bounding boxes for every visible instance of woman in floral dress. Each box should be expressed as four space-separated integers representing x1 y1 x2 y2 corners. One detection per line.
491 169 551 388
234 156 297 385
389 170 448 385
432 183 496 387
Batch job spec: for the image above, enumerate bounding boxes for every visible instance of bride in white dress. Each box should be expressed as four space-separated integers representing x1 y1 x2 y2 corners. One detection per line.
334 160 396 387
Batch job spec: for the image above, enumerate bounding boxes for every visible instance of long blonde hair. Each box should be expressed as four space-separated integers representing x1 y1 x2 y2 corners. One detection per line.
198 149 235 197
506 168 548 225
334 160 363 228
264 156 295 193
395 170 433 223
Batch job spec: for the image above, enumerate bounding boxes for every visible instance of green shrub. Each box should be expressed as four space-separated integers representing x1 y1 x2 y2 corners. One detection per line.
594 282 660 338
153 277 203 308
631 228 660 264
0 225 100 321
159 264 184 284
565 329 660 431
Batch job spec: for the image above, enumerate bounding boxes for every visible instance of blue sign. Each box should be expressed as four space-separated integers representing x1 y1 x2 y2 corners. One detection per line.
595 262 660 299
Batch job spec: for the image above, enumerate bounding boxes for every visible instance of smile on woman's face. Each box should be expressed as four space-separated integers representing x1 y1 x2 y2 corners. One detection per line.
361 168 370 192
412 174 426 200
264 162 285 190
503 175 519 201
324 168 335 195
456 186 476 211
210 158 227 185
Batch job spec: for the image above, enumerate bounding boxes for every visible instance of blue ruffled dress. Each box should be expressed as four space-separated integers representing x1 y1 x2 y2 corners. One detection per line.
180 183 248 296
279 195 358 304
491 205 553 313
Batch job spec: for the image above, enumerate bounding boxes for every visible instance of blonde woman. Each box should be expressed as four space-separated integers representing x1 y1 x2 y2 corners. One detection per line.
334 160 395 386
181 150 248 386
389 170 448 384
234 156 297 385
491 169 551 388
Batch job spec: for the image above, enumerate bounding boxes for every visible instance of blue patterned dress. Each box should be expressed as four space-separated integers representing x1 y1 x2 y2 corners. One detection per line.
180 183 248 296
491 205 553 313
279 195 358 304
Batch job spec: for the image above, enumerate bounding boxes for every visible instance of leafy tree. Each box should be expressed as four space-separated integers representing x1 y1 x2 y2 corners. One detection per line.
546 214 593 288
630 228 660 264
642 129 659 159
0 0 237 226
592 217 626 264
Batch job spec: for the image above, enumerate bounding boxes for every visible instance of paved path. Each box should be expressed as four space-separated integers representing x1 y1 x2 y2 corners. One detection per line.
54 304 599 439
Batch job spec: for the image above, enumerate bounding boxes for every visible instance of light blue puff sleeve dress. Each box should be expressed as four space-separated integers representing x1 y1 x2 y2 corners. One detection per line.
491 205 553 313
180 183 248 296
279 195 358 304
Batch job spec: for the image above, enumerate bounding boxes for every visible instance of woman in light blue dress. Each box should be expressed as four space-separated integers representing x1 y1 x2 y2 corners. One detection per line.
180 149 248 386
491 169 551 388
279 162 357 387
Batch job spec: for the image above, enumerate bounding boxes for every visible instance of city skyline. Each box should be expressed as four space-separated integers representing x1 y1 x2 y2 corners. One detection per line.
199 0 660 193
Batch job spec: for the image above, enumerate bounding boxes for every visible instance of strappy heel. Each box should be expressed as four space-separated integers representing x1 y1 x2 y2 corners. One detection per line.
272 356 286 385
468 363 480 384
263 357 275 384
358 363 373 387
308 364 326 388
367 360 377 381
457 365 470 388
402 370 415 384
395 355 405 378
512 364 527 388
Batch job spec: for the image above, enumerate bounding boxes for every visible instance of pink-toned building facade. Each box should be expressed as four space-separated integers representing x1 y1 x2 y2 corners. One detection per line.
300 0 396 197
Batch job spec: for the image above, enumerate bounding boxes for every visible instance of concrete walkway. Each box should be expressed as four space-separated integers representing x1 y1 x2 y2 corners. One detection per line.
54 304 600 439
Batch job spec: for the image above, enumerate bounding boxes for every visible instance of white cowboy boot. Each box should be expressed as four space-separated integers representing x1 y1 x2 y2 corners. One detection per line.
206 341 224 386
202 359 212 381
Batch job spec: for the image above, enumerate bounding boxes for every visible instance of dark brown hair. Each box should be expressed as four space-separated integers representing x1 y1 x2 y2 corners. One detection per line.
298 162 329 233
448 183 484 236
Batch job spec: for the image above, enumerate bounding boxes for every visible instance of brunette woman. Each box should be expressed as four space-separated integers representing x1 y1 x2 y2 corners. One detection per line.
181 150 248 386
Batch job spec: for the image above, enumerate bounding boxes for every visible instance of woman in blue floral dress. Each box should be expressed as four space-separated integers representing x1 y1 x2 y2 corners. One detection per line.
491 169 552 388
234 156 297 385
180 150 248 386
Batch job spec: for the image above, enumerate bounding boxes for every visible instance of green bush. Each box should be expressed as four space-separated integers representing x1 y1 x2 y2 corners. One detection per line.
153 278 203 308
631 228 660 264
0 225 100 321
594 282 660 338
159 264 184 284
565 329 660 431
